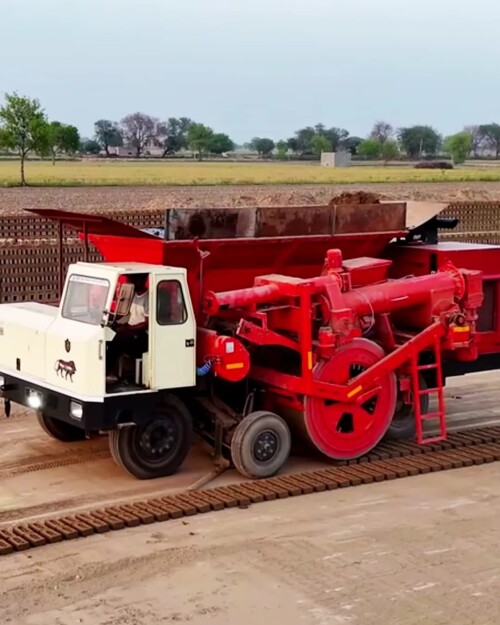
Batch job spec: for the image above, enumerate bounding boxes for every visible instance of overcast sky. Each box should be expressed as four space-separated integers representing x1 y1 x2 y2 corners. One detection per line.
0 0 498 143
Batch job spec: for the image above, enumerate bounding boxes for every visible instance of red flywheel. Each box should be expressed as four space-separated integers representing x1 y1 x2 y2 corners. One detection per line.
304 338 397 460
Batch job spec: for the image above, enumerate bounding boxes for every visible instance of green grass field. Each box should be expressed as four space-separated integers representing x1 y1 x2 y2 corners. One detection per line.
3 159 500 187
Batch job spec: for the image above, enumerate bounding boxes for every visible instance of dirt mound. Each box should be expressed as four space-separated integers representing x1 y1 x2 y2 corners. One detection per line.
328 191 382 206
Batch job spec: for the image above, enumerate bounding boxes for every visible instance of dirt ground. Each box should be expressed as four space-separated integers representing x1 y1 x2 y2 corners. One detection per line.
1 370 500 624
2 461 500 625
2 370 499 528
1 181 500 215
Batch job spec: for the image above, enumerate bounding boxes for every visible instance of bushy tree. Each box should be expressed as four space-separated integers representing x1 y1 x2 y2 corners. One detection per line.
444 131 472 164
311 133 331 155
162 117 193 155
81 139 100 154
343 136 363 155
288 124 349 155
250 137 275 157
94 119 123 156
381 139 400 163
209 133 234 155
276 140 288 160
358 138 383 159
188 123 214 160
398 125 441 158
47 122 80 164
0 92 49 185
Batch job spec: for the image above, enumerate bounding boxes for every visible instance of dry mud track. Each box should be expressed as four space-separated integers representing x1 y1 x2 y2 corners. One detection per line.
0 371 499 535
3 433 500 623
1 181 500 215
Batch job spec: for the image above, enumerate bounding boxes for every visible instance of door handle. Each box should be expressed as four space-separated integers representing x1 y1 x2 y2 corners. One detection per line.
98 340 104 360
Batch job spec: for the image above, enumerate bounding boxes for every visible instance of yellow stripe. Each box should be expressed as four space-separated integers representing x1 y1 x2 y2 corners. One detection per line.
308 351 313 370
226 362 244 370
453 326 470 333
347 385 363 398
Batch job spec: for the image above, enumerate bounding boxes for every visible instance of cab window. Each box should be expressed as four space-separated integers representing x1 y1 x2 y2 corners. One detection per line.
62 274 110 325
157 280 187 325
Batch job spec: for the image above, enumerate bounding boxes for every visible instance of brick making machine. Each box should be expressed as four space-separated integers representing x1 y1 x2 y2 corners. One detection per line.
0 200 496 481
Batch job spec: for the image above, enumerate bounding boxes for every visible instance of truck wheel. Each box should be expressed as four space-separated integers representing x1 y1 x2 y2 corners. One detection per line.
36 411 87 442
231 411 291 479
385 374 430 440
108 394 192 479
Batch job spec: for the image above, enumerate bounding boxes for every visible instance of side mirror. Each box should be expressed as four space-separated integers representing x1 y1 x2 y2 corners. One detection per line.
115 283 135 316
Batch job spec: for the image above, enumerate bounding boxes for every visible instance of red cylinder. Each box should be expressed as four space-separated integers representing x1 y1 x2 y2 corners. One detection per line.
341 271 458 318
203 283 282 316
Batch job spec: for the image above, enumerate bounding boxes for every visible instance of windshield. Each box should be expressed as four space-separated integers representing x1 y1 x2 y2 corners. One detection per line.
61 274 110 325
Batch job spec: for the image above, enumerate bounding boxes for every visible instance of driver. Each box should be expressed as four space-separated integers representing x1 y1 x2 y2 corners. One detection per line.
107 276 149 382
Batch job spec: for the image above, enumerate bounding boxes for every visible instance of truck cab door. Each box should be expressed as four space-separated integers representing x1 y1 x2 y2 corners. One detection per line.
148 271 196 390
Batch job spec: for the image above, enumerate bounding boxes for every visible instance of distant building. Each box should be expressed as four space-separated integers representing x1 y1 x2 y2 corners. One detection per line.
321 152 351 167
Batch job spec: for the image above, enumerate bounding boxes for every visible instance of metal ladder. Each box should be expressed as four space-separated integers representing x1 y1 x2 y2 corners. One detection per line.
411 336 447 444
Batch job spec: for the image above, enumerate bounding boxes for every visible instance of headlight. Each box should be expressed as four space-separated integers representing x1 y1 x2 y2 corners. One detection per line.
0 375 4 388
69 401 83 420
26 388 43 410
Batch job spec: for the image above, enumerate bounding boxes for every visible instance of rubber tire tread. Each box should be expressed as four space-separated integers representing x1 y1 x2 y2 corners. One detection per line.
108 393 192 480
37 411 87 442
231 411 291 479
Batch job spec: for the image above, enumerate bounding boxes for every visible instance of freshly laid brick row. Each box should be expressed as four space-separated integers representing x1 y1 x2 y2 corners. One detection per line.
2 431 500 557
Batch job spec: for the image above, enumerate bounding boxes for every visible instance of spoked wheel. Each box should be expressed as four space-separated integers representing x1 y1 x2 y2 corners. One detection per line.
109 394 192 479
231 411 291 479
385 373 429 440
37 411 87 442
304 338 397 460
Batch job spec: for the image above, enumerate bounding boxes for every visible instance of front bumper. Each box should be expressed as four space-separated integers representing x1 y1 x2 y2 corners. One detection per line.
1 373 112 431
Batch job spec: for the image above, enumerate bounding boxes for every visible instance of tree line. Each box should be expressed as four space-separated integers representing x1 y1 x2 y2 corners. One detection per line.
2 91 500 185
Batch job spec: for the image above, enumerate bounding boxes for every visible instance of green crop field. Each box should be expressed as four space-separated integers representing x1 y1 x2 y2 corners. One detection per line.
3 159 500 187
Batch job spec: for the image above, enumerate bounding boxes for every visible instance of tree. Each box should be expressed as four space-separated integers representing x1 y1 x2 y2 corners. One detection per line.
81 139 100 155
323 127 349 151
47 122 80 164
276 140 288 160
343 136 363 155
397 125 441 158
464 125 483 158
209 133 234 155
162 117 193 155
311 133 331 156
478 123 500 158
444 132 472 164
0 92 49 185
293 127 315 154
381 139 400 163
370 121 393 144
188 123 214 160
286 137 299 154
94 120 123 156
120 113 161 157
250 137 275 157
358 138 383 159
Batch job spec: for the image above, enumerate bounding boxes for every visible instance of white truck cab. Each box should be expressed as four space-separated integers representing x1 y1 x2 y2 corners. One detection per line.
0 261 197 479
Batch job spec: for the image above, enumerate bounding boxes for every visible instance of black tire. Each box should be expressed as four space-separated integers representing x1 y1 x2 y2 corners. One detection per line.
231 411 291 479
36 411 87 442
385 374 430 441
108 394 192 479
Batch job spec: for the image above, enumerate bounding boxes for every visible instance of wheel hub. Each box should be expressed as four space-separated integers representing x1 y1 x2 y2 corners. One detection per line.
253 430 279 462
138 418 177 460
304 338 397 460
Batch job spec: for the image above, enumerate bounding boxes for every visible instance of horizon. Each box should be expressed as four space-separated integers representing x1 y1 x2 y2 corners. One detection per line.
1 0 499 143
